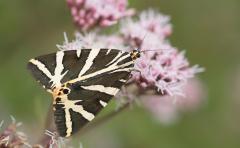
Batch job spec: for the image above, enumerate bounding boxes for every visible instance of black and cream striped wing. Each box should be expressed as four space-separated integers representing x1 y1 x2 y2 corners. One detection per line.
28 49 132 89
54 70 131 137
28 49 135 137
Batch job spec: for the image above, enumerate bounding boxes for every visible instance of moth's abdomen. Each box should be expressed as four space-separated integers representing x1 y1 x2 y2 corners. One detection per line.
53 103 68 137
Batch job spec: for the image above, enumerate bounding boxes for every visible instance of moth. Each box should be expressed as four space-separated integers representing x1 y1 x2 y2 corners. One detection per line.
28 48 141 137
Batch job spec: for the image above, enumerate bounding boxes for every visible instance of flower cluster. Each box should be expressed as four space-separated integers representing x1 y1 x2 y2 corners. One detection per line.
0 117 30 148
66 0 134 30
0 117 80 148
42 130 70 148
118 10 203 96
142 79 206 124
120 9 172 48
59 10 203 97
131 48 204 96
57 32 126 50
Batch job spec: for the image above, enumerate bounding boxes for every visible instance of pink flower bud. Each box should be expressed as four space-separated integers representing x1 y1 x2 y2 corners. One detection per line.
66 0 134 30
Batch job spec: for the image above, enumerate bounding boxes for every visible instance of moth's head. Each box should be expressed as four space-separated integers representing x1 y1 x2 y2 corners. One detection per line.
52 84 71 99
130 49 141 60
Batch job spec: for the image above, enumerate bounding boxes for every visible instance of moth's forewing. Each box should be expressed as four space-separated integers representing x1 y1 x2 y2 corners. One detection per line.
28 49 135 137
28 53 56 90
28 49 124 89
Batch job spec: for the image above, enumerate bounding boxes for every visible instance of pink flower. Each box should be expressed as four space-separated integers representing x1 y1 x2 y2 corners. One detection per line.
57 32 126 50
67 0 134 30
131 47 204 96
42 130 70 148
120 10 172 48
119 10 204 96
142 95 178 124
142 79 206 124
139 9 172 37
177 79 207 111
0 118 79 147
0 116 30 147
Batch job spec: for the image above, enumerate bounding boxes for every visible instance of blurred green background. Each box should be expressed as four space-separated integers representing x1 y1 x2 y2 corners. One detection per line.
0 0 239 148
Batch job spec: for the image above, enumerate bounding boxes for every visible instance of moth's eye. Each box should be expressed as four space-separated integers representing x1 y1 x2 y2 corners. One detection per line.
63 89 69 94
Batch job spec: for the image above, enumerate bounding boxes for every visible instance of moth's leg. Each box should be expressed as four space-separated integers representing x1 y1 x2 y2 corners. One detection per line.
130 69 142 76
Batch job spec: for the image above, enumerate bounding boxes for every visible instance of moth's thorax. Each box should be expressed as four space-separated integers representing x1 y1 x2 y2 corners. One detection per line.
52 85 71 103
130 50 141 60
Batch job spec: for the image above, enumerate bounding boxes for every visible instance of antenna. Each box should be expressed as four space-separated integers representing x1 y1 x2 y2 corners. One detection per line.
141 49 159 53
136 31 148 52
141 32 148 44
135 20 164 53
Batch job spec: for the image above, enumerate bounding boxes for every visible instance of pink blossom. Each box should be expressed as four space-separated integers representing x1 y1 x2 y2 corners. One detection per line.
42 130 70 148
0 117 77 147
131 46 204 96
177 79 207 111
139 9 172 37
0 116 30 147
142 95 178 124
142 79 206 124
57 32 126 50
120 10 172 48
119 10 204 96
67 0 134 30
